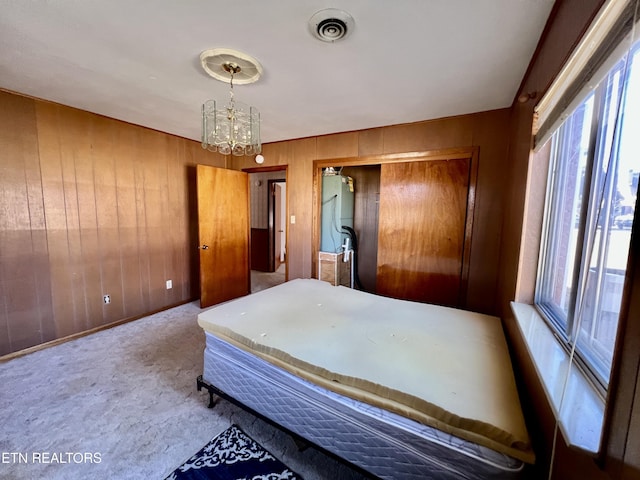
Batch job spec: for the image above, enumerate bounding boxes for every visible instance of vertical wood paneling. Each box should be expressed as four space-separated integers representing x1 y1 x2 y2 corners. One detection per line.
2 145 45 350
21 101 55 345
70 110 102 331
316 132 358 159
113 122 144 318
4 277 38 352
0 281 8 354
60 113 84 331
141 130 167 311
158 136 174 307
0 92 54 354
249 171 287 229
0 90 227 357
290 139 317 279
133 130 152 312
61 109 93 332
383 115 474 154
166 137 186 306
250 174 269 228
175 140 190 300
358 128 384 157
155 134 171 307
621 372 640 476
37 103 78 339
468 109 511 313
92 115 125 324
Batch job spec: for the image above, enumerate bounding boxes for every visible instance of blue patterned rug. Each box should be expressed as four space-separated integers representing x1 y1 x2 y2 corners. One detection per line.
164 424 303 480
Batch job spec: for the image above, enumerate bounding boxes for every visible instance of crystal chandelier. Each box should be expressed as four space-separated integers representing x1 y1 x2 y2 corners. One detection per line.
201 61 261 156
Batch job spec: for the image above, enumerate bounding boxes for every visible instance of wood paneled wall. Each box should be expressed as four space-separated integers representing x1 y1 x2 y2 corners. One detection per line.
0 93 510 353
0 90 225 356
498 0 640 478
249 171 286 229
230 109 511 315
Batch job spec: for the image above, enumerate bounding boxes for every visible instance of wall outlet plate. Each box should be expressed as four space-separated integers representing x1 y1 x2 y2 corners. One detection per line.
103 294 111 304
166 280 172 289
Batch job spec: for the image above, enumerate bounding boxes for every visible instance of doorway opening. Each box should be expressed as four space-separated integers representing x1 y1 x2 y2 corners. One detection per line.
247 168 287 293
318 165 380 293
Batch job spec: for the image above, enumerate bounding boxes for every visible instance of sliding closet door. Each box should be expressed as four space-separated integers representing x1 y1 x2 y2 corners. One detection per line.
376 158 471 307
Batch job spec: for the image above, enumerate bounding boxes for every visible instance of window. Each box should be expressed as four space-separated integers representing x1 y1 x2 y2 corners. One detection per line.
536 39 640 390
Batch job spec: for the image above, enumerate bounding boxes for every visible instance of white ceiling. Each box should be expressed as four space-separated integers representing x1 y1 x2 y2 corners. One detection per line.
0 1 555 145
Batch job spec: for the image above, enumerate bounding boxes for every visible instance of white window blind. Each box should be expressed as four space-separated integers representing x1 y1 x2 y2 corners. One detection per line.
534 0 640 150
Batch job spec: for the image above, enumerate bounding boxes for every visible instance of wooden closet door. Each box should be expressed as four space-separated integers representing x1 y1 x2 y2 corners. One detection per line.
376 158 471 307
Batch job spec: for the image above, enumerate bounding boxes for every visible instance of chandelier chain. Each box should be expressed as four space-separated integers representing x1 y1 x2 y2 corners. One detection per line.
229 69 235 105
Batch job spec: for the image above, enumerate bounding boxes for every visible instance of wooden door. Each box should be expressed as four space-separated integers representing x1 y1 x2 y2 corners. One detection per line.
197 165 250 308
376 158 471 307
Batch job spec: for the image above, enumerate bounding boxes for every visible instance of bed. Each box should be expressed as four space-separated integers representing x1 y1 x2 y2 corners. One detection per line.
196 279 534 479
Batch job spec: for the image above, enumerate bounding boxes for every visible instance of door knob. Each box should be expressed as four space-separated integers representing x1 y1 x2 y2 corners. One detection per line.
198 245 209 250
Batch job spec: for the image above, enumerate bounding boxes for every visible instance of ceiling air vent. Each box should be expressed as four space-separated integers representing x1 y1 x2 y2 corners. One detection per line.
309 9 354 42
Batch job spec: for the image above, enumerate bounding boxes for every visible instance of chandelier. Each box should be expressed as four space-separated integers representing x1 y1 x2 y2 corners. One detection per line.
201 50 262 156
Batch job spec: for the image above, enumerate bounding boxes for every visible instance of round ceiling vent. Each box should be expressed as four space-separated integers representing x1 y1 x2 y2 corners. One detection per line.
200 48 263 84
308 9 355 42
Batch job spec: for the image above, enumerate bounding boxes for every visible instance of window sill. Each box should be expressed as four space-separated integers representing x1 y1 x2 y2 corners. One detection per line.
510 302 604 455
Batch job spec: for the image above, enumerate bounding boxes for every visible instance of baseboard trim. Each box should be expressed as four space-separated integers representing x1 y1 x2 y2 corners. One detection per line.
0 298 198 363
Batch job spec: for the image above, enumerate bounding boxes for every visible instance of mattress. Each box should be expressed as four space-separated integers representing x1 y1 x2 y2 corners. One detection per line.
197 279 534 477
203 333 524 479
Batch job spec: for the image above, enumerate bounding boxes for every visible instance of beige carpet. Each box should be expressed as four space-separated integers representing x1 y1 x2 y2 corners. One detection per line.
251 264 286 293
0 299 366 480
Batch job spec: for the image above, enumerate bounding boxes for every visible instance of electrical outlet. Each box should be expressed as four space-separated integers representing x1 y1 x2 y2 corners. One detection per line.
166 280 172 289
103 294 111 304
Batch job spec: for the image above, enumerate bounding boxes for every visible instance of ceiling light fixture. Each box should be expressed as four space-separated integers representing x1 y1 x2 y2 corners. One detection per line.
200 49 262 156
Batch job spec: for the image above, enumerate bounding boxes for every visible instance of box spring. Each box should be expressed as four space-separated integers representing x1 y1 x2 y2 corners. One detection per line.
203 332 525 480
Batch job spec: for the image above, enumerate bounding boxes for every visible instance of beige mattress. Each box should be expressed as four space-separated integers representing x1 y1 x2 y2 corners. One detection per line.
197 278 534 464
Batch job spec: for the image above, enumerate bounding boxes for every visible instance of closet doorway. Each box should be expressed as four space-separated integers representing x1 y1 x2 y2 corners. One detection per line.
313 148 477 308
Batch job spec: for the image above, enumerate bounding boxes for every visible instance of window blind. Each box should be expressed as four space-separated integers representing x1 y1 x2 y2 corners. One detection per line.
534 0 639 150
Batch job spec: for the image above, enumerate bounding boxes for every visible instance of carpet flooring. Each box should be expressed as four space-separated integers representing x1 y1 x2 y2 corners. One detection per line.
0 298 366 480
250 265 286 293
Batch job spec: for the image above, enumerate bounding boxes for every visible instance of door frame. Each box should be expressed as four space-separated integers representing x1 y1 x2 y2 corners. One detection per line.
267 178 286 271
312 148 478 303
243 165 288 280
